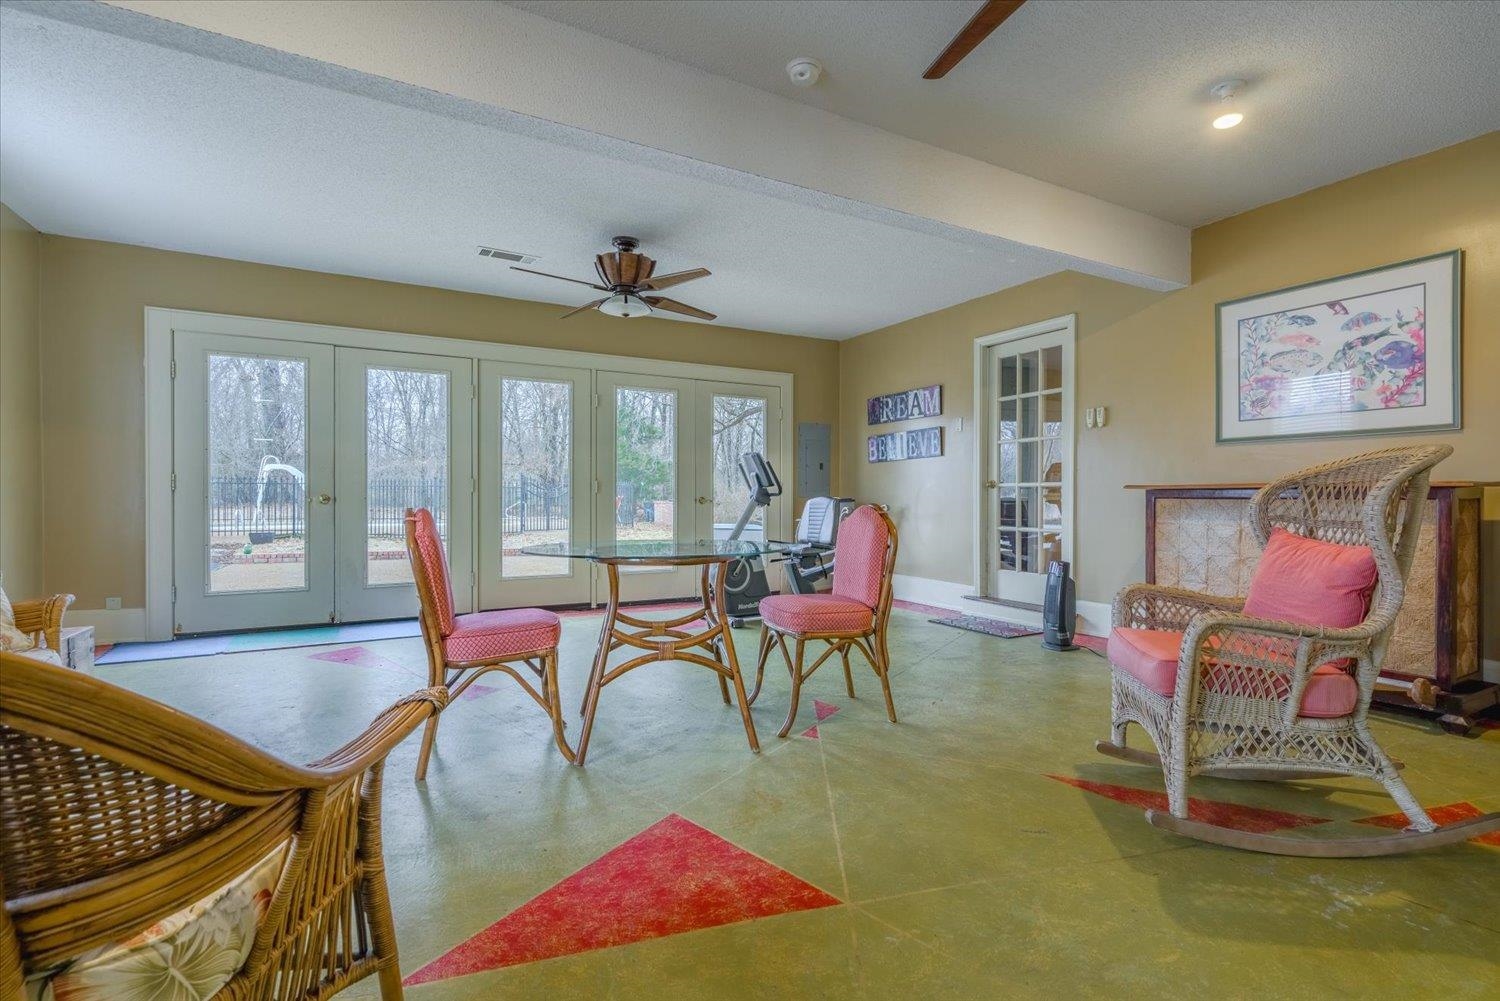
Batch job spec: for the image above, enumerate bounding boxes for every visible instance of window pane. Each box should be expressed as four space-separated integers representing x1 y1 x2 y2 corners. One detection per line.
365 368 448 586
1042 485 1064 528
999 356 1017 397
616 387 676 543
999 529 1018 570
1042 346 1063 390
501 378 572 579
1018 531 1041 572
1042 439 1063 482
999 398 1017 442
711 395 767 543
1018 486 1040 528
1040 531 1064 568
1019 352 1039 393
1000 443 1018 484
207 354 308 593
1000 486 1019 528
1020 395 1039 439
1019 441 1039 484
1043 392 1064 435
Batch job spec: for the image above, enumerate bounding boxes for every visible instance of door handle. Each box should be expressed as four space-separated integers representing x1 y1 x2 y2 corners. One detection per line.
316 493 333 505
697 496 710 505
984 480 999 489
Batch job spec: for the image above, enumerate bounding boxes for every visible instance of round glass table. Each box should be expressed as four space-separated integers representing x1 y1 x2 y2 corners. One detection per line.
519 539 791 764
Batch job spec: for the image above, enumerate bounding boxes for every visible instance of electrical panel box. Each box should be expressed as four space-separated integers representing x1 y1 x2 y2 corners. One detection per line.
796 422 832 497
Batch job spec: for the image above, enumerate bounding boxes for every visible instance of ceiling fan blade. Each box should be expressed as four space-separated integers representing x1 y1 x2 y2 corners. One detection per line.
639 268 710 292
559 298 608 319
510 266 609 292
644 296 716 321
922 0 1025 79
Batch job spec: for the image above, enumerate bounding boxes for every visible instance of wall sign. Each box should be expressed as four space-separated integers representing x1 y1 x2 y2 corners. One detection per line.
867 384 942 426
868 426 943 463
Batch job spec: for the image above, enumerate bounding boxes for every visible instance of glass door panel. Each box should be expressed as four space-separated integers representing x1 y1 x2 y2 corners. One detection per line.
172 331 334 633
694 383 785 547
335 348 473 623
479 361 592 608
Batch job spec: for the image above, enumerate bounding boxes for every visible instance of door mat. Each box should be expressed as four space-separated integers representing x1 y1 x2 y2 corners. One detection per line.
929 615 1041 639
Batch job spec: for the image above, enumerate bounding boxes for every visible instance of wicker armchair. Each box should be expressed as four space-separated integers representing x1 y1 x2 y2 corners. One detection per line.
1097 445 1500 856
7 593 73 654
0 652 447 999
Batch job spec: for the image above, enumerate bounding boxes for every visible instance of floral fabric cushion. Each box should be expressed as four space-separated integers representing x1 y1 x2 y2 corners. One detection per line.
0 585 37 653
25 844 287 1001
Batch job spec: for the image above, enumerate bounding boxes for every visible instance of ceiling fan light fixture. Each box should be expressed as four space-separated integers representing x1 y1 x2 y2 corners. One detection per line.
1209 79 1246 130
598 292 652 318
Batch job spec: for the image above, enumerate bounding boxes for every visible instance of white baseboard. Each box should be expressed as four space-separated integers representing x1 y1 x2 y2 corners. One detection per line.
891 574 1110 638
66 607 146 644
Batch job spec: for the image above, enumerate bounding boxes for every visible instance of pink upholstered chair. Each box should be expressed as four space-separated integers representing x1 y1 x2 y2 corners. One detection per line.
751 504 899 737
405 508 573 778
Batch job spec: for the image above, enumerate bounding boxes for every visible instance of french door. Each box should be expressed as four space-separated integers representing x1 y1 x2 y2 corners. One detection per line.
695 382 783 546
334 348 474 622
173 332 336 632
981 328 1073 605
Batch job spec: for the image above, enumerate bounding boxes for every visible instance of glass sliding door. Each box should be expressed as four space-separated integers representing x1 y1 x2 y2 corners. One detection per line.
479 361 592 608
335 348 473 622
172 331 335 633
694 383 783 546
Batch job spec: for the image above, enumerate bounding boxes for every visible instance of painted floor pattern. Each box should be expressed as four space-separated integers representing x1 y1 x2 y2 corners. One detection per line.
93 606 1500 1000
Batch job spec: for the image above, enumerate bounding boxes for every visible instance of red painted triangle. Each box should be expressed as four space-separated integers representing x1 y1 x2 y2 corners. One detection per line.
1048 775 1331 834
801 725 819 739
1356 801 1500 846
813 699 840 722
404 814 840 984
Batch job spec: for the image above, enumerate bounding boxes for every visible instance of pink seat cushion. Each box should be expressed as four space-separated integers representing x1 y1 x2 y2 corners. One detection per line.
1108 626 1358 719
759 593 874 635
444 608 561 663
410 508 456 636
831 506 889 610
1242 527 1378 628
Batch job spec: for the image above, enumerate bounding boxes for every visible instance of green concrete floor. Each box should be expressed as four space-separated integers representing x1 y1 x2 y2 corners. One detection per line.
100 608 1500 999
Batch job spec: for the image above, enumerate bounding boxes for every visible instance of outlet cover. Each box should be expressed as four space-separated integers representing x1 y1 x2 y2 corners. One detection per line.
105 596 122 610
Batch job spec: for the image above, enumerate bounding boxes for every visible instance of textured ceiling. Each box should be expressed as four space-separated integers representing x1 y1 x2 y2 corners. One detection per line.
0 5 1070 339
507 0 1500 226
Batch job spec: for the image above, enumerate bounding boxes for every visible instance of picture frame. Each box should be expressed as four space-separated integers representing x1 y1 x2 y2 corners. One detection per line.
1215 250 1461 444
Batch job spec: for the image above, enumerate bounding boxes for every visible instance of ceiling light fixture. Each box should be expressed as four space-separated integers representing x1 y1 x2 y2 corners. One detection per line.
597 291 652 318
1210 79 1245 130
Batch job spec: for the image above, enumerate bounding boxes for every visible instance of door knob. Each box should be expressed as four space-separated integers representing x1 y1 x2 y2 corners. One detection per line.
316 493 333 505
984 480 999 489
697 496 710 505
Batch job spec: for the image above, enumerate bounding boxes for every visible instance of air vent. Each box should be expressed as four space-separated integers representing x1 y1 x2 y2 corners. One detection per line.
477 245 540 265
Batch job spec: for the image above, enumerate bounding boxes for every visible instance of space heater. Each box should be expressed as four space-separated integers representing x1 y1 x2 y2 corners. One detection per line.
1041 560 1078 651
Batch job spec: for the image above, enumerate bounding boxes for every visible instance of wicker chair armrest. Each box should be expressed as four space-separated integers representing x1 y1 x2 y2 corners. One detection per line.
10 594 74 649
1112 584 1243 632
305 687 448 783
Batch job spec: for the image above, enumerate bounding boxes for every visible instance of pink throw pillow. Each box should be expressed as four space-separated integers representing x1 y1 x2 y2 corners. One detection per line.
1242 527 1378 629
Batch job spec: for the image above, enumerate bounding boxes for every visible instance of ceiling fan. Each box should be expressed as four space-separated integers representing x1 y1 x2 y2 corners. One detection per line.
510 236 716 321
923 0 1026 79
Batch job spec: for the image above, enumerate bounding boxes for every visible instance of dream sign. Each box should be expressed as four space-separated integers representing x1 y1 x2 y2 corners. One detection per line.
867 385 942 426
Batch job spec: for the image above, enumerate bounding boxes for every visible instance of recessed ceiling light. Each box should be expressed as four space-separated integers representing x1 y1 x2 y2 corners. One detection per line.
1209 79 1246 130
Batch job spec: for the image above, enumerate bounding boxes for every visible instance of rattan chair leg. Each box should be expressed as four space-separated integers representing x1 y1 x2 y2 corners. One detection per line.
874 638 897 724
749 625 773 705
544 652 577 763
778 638 807 738
413 712 440 781
840 645 855 698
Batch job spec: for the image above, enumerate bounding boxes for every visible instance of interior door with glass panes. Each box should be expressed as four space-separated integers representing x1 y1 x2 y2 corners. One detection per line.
984 331 1072 605
694 383 785 546
172 331 335 633
478 360 592 609
596 372 698 601
334 348 474 622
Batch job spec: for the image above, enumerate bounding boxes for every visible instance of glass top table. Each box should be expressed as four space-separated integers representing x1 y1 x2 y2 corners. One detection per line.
519 539 789 564
518 539 781 763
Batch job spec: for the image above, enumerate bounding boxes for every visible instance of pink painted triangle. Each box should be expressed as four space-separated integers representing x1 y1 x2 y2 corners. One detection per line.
404 814 840 985
1356 801 1500 846
309 645 404 670
801 725 819 739
813 700 840 722
1048 775 1332 834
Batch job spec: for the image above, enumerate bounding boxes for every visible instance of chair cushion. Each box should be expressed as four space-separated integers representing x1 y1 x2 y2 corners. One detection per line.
1243 528 1378 629
444 607 561 663
25 844 286 1001
1108 627 1358 718
760 593 874 634
410 508 456 636
831 506 889 610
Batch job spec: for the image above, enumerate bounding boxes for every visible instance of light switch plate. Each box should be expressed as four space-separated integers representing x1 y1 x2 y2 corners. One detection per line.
105 597 122 610
1095 406 1108 427
1084 408 1096 429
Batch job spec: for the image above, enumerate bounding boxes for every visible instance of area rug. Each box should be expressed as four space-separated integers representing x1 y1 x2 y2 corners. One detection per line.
928 615 1041 639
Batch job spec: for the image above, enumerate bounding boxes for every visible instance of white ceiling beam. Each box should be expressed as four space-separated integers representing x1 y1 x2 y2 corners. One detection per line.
82 0 1187 288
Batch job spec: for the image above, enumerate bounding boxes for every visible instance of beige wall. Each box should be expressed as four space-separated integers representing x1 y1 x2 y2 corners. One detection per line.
841 132 1499 654
0 203 45 598
36 239 840 608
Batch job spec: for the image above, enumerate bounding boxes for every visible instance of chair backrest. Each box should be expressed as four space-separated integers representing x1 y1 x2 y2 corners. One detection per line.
0 652 308 979
1248 444 1451 648
832 505 898 615
405 507 456 637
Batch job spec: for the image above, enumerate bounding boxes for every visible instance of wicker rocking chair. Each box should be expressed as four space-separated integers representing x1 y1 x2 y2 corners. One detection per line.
1 652 447 999
1097 444 1500 856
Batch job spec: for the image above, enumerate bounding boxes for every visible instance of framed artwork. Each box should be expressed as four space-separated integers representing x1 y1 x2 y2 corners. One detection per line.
1216 250 1460 443
868 426 942 463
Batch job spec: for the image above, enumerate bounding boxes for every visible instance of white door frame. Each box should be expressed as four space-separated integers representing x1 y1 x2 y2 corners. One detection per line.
971 314 1077 599
145 307 795 640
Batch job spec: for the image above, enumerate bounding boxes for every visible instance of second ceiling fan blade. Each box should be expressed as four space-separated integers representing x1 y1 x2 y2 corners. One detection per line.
511 266 609 291
644 296 716 321
559 298 608 319
923 0 1025 80
639 268 710 292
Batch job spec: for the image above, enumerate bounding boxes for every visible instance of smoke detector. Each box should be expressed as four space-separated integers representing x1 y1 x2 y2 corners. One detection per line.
786 57 823 87
477 245 541 265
